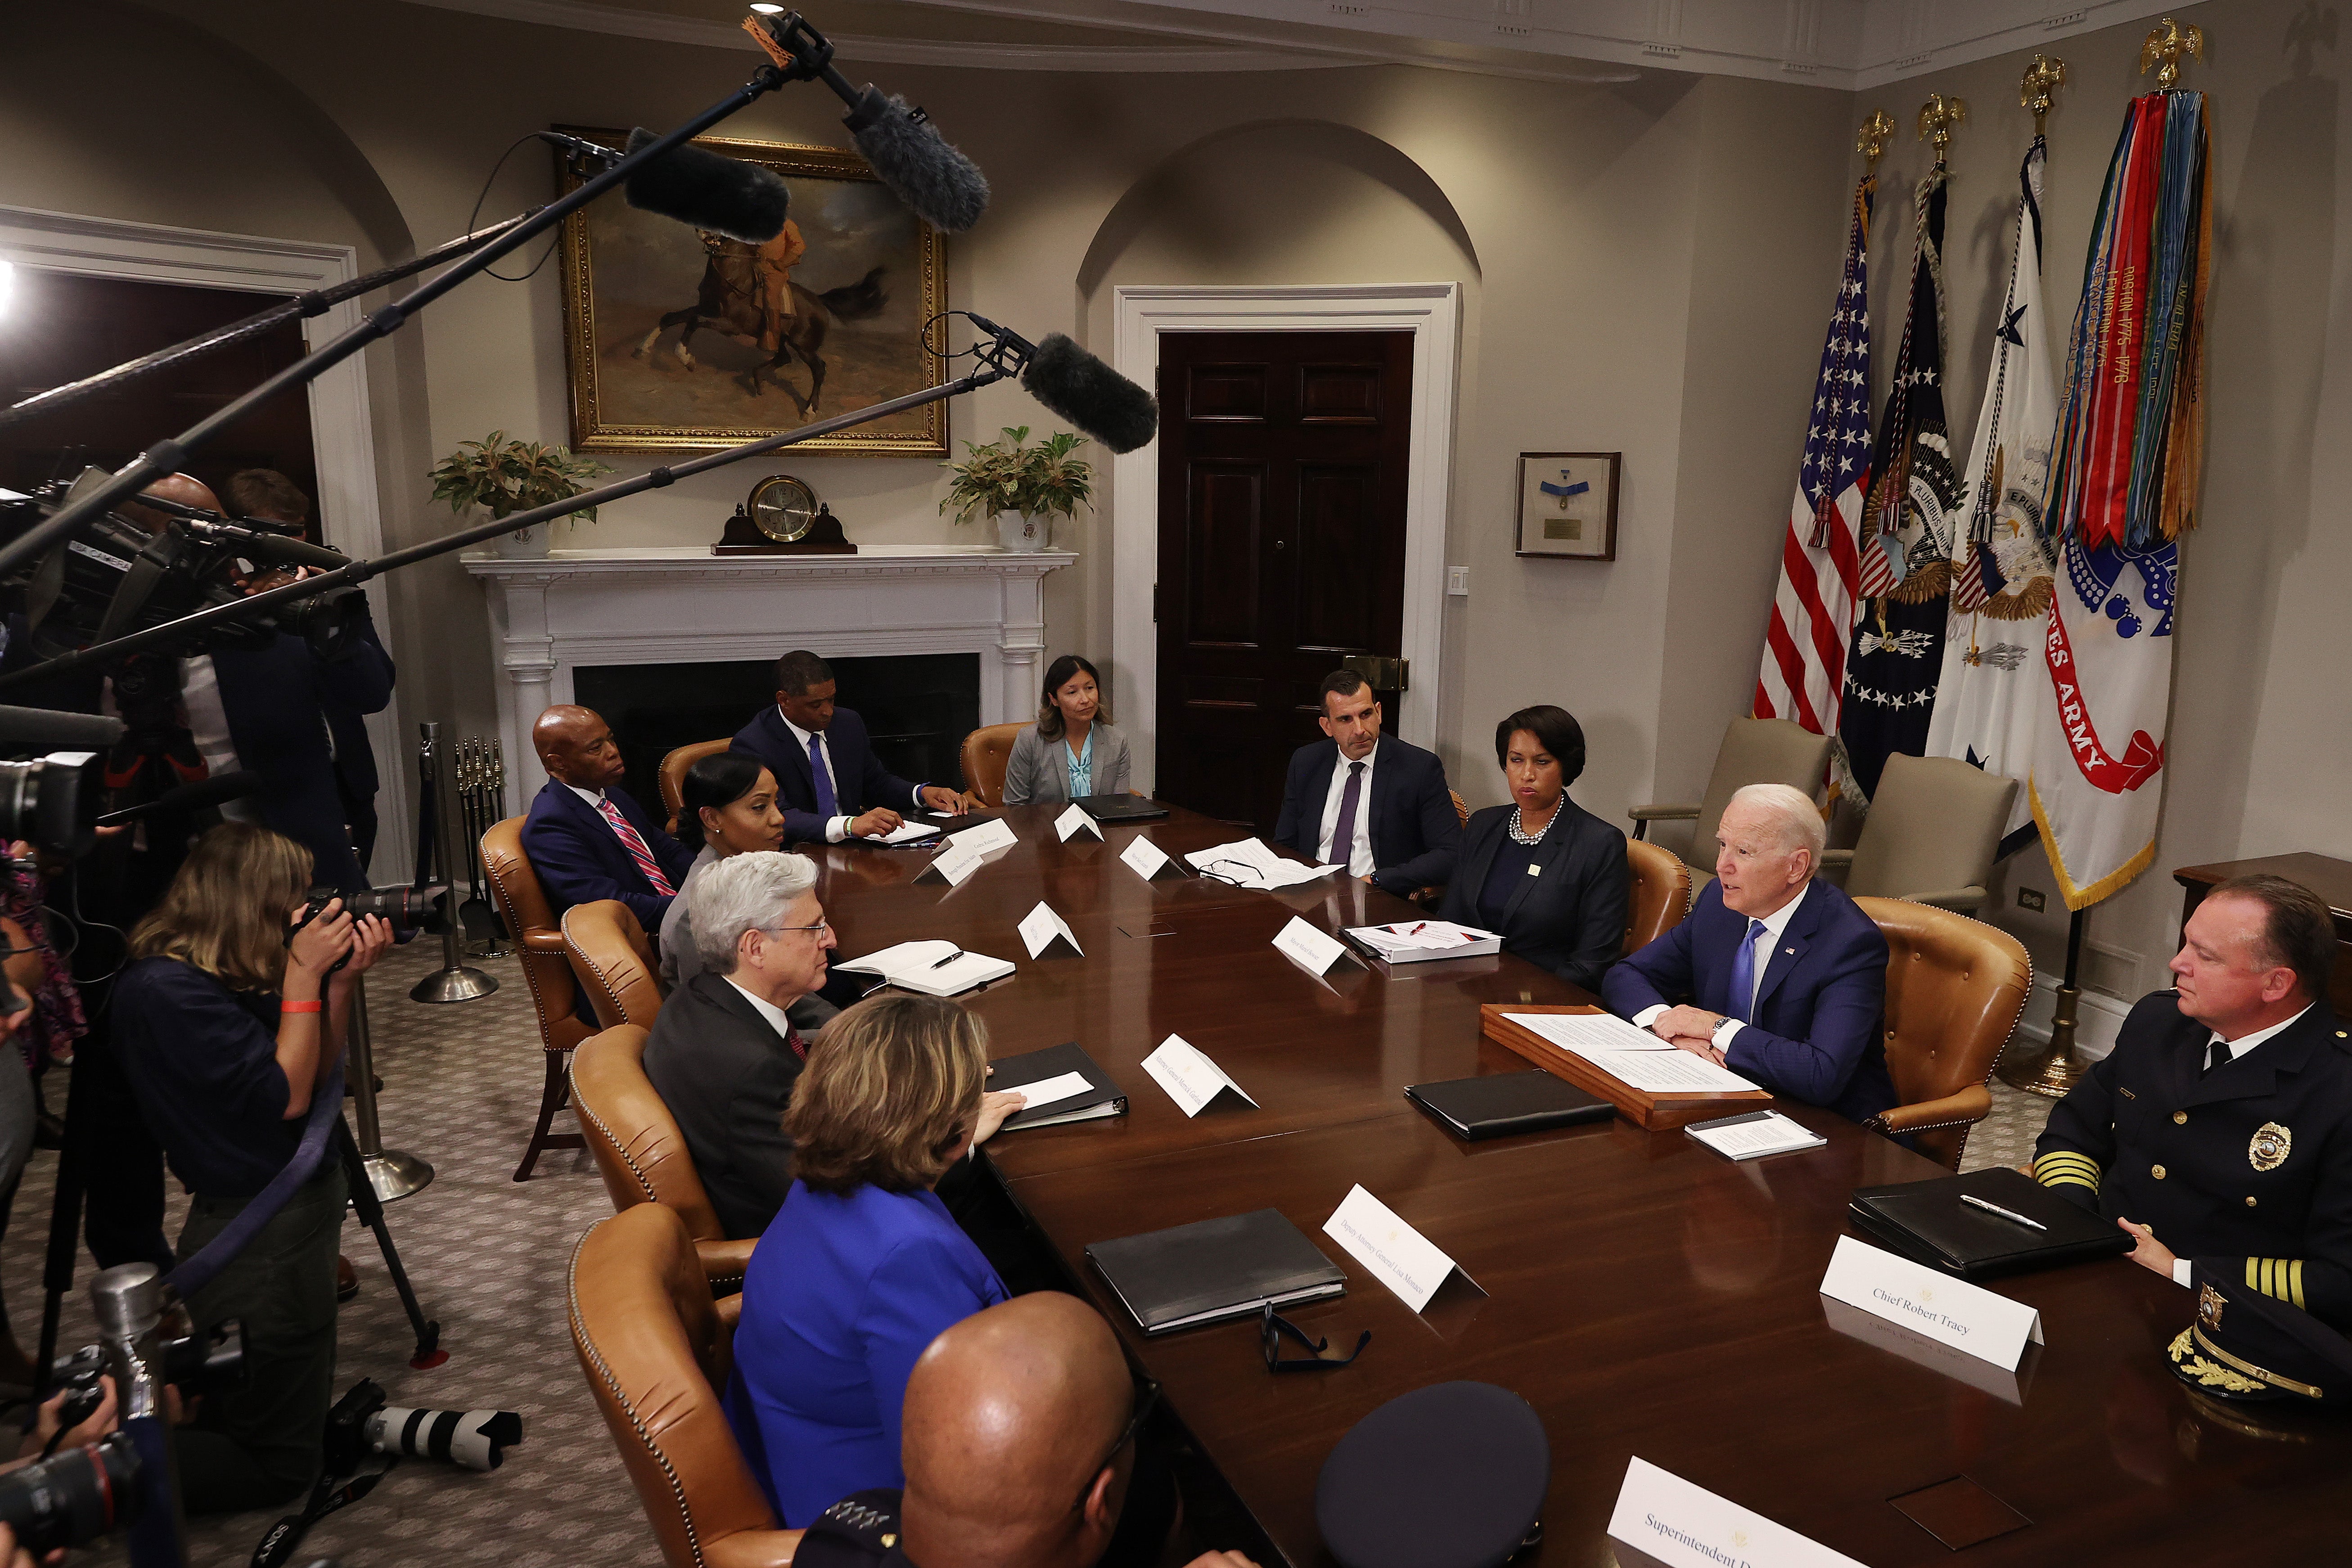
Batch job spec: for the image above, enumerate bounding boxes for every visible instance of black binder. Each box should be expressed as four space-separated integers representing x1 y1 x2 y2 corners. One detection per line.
990 1041 1126 1131
1847 1167 2134 1281
1086 1209 1346 1334
1076 793 1168 822
1406 1072 1614 1141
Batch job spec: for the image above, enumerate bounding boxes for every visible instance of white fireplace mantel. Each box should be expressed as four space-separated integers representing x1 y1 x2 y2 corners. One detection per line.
465 545 1075 809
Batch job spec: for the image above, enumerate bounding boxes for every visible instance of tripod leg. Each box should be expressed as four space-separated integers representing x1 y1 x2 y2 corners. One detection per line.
335 1118 445 1370
36 1069 94 1394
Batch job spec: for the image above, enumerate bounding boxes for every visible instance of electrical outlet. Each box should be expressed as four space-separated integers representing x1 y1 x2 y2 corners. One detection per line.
2018 888 2047 912
1447 565 1470 597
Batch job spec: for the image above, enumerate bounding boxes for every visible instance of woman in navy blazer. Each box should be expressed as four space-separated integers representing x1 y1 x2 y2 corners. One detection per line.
1439 706 1629 991
724 993 1029 1526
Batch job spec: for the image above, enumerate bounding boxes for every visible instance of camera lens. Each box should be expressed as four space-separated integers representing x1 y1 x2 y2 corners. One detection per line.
0 1433 142 1554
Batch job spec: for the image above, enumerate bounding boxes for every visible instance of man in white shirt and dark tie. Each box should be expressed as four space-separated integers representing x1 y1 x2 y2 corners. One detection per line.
2032 874 2352 1327
731 649 967 846
1270 671 1459 896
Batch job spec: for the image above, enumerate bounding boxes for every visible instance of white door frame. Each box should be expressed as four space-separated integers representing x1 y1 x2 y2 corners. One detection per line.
1110 283 1460 793
0 204 411 879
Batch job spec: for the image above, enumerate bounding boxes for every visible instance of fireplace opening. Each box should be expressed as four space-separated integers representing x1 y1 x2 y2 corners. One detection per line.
575 653 983 822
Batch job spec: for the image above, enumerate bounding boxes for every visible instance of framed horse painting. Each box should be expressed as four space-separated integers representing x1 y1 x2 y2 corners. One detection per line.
554 126 946 455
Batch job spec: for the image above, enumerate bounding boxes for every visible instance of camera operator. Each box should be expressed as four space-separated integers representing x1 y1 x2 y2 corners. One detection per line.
111 822 390 1511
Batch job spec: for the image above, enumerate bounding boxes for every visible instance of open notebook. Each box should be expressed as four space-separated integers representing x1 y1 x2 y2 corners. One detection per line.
834 940 1014 998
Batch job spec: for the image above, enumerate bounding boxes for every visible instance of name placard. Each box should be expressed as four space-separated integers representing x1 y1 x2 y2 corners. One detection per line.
1055 803 1104 842
1322 1185 1478 1312
917 837 987 886
1140 1034 1256 1118
1120 835 1178 880
1817 1235 2043 1371
956 818 1018 855
1608 1457 1867 1568
1018 900 1085 960
1272 916 1358 977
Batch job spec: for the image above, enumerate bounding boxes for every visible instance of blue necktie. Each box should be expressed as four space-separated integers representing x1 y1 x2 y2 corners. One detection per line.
1727 919 1767 1023
807 732 838 817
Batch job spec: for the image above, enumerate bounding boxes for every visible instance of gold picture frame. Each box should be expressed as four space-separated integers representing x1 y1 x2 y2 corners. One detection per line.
555 126 945 455
1514 451 1620 560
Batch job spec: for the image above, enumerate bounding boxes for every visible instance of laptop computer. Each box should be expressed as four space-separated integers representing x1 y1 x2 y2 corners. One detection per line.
1075 794 1169 822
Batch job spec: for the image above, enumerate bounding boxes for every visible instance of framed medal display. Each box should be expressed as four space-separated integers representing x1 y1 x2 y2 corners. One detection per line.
1515 452 1621 560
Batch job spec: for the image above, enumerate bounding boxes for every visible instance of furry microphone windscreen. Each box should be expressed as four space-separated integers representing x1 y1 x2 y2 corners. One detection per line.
622 127 789 244
1022 335 1159 455
843 88 990 234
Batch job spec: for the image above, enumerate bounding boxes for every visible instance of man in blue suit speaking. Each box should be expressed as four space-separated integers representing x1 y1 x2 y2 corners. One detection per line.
1271 670 1459 897
521 703 695 931
1603 782 1894 1124
732 649 967 845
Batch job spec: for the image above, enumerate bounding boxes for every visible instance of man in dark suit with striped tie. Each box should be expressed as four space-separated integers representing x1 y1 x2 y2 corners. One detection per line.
521 704 696 931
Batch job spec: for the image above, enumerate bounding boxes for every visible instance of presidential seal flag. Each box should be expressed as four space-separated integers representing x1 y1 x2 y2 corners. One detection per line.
1839 167 1959 801
1752 175 1873 738
1924 137 2059 853
2029 89 2211 908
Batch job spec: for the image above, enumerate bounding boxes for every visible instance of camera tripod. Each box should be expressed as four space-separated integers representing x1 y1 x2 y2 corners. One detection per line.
37 1020 442 1392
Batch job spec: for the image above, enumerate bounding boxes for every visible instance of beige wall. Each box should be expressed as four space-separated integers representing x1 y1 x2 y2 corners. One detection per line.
8 0 2342 1024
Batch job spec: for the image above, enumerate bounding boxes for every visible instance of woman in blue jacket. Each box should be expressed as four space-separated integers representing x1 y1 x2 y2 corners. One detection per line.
724 993 1027 1525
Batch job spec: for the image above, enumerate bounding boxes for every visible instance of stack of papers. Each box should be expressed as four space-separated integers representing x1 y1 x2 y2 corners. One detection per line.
835 940 1014 997
867 820 941 845
1685 1110 1825 1161
1184 837 1338 890
1499 1011 1762 1095
1346 920 1500 963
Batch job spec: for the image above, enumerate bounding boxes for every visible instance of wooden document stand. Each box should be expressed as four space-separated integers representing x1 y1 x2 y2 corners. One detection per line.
1480 1003 1772 1131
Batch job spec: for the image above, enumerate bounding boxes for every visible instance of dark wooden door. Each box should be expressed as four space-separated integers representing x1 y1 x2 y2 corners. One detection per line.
1153 330 1413 830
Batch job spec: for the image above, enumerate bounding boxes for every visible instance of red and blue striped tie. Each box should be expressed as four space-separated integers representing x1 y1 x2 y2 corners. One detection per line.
596 797 677 896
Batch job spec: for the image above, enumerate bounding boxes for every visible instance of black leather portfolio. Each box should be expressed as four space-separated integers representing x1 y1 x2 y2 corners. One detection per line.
1848 1167 2133 1280
990 1041 1126 1131
1086 1208 1346 1334
1406 1071 1614 1141
1075 793 1168 822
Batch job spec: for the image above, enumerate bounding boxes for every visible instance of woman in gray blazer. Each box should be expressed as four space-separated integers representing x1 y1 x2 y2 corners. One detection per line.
1002 654 1131 806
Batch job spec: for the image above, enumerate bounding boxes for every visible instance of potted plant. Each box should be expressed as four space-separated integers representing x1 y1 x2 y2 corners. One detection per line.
940 426 1091 552
429 430 612 559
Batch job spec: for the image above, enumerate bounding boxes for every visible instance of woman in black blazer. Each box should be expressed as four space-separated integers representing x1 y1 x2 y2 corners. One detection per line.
1439 705 1630 991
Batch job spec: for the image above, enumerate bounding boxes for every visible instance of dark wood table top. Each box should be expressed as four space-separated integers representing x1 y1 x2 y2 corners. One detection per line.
2174 852 2352 920
814 805 2352 1564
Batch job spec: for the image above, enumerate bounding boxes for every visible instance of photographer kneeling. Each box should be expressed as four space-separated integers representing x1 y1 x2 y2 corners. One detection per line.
111 823 391 1512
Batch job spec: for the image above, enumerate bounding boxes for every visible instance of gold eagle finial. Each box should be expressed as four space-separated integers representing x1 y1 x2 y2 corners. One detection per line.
1856 109 1896 168
1918 93 1967 166
2020 54 2067 132
2141 18 2205 90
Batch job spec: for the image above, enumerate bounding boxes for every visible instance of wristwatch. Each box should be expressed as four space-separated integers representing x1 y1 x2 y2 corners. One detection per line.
1708 1014 1736 1047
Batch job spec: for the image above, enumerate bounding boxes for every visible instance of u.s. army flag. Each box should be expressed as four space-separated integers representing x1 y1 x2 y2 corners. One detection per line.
1924 138 2059 854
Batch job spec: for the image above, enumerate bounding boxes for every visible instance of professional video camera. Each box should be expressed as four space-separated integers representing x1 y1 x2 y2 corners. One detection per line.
0 1430 143 1554
0 747 105 861
0 469 367 667
49 1317 250 1433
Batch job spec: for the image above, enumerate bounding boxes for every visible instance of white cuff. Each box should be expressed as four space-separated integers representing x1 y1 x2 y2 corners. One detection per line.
911 783 930 810
2172 1257 2193 1288
826 816 851 843
1632 1005 1668 1031
1713 1018 1746 1050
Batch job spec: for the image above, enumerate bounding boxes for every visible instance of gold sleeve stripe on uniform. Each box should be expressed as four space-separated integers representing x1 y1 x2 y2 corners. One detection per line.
2033 1151 2102 1191
2244 1258 2309 1310
2292 1260 2305 1309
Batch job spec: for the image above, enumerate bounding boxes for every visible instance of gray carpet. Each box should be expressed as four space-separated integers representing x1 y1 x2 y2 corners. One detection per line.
0 936 2059 1566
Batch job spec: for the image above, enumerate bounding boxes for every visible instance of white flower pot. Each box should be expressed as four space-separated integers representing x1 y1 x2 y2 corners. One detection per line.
995 510 1049 553
489 509 551 559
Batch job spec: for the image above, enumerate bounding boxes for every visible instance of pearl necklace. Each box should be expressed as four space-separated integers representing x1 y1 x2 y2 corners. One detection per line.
1507 803 1559 847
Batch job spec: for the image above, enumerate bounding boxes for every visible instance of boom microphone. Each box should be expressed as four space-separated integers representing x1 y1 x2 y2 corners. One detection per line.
0 707 125 752
741 13 990 233
622 128 791 243
95 769 262 828
1021 334 1159 455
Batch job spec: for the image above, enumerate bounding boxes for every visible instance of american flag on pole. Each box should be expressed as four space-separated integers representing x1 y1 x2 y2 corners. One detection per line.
1753 178 1873 735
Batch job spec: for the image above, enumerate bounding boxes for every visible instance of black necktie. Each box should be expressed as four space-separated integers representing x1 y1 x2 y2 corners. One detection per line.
2205 1039 2232 1076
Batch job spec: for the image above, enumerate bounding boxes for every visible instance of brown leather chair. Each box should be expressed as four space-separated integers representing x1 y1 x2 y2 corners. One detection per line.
563 899 668 1028
1623 837 1693 955
571 1024 756 1292
1449 790 1469 832
1855 896 2034 1170
569 1204 802 1568
958 721 1026 808
658 739 733 834
482 815 592 1181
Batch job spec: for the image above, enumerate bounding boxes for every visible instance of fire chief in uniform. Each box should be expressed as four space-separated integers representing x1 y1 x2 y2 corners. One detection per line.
2034 874 2352 1327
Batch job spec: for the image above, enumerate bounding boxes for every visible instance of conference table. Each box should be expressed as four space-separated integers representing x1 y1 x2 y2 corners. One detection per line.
805 802 2352 1567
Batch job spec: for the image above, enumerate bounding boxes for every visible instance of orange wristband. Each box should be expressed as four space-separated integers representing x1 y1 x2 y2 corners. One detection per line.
280 999 324 1014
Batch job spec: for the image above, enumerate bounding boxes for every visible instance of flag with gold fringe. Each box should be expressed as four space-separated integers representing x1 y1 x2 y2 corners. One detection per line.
1925 137 2059 853
2028 88 2210 910
1838 167 1959 802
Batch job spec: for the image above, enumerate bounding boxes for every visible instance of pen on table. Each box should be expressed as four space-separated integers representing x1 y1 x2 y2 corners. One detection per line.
1960 1194 2048 1232
927 947 966 970
1409 922 1427 935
